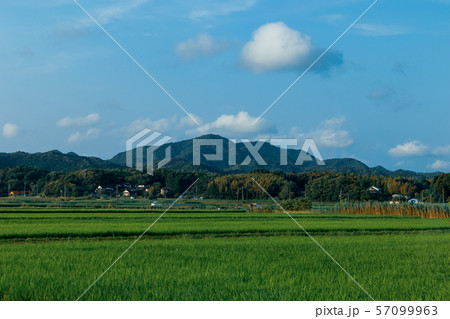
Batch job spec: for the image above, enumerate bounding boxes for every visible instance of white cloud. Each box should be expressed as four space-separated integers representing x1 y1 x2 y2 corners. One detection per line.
241 22 312 73
55 0 148 38
176 33 230 60
67 128 100 144
240 22 342 73
95 0 148 24
321 14 345 24
355 23 409 36
428 160 450 170
292 116 353 148
188 111 275 137
180 114 202 127
125 115 200 137
189 0 258 20
57 113 100 128
2 123 19 138
368 86 396 100
388 141 428 157
433 145 450 155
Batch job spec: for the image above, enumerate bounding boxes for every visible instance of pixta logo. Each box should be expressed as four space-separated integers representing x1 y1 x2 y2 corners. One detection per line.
193 138 325 166
126 129 325 175
126 129 172 175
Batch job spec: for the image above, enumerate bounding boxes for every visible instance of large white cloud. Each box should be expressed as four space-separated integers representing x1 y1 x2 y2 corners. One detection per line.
240 22 342 73
57 113 100 128
176 33 230 60
2 123 19 138
291 116 353 148
188 111 275 137
388 141 428 157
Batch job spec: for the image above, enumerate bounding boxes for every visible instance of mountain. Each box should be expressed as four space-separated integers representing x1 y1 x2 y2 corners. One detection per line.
0 150 122 172
0 136 441 178
110 134 441 179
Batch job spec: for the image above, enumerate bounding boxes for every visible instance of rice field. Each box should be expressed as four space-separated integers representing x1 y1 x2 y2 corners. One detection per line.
0 209 449 301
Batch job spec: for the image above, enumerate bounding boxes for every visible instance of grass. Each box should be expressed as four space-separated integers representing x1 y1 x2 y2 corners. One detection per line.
0 209 448 300
0 211 449 240
333 202 450 218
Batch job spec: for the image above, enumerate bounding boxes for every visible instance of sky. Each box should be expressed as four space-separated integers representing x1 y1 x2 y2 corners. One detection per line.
0 0 449 172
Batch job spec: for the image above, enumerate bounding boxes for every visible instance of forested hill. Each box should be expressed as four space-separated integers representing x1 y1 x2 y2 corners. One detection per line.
0 135 442 179
110 134 441 179
0 150 121 172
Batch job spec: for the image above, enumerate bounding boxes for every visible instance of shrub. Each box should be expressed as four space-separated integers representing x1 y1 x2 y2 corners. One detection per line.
282 197 312 211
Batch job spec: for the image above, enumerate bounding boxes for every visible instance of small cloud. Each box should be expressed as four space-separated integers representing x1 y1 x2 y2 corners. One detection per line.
57 113 100 128
388 141 428 157
189 0 258 20
321 14 345 24
240 22 343 73
180 114 202 127
291 116 353 148
395 161 406 167
176 33 230 61
95 0 148 24
433 145 450 155
67 128 100 144
428 160 450 170
355 23 409 36
125 114 200 137
54 0 148 39
188 111 276 137
368 86 396 100
2 123 19 138
127 117 178 135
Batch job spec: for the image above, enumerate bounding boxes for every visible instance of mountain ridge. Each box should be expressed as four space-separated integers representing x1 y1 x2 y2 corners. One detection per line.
0 135 442 178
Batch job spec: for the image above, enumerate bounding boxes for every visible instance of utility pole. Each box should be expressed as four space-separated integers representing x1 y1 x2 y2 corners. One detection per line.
288 182 292 200
236 187 239 207
116 184 119 209
24 182 26 198
64 184 67 198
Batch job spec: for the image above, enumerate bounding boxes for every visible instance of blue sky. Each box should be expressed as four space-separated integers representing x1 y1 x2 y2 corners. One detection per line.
0 0 449 172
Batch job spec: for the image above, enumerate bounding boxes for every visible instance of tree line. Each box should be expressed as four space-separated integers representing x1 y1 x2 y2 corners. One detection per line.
0 166 448 203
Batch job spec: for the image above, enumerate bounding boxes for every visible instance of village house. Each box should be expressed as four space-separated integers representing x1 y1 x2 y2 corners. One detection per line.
367 186 383 194
9 191 23 197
